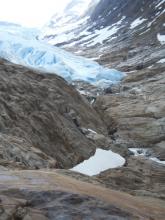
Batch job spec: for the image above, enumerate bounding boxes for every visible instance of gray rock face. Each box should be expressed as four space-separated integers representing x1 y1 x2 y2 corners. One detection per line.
95 65 165 148
0 134 56 170
97 157 165 200
42 0 165 72
0 170 164 220
90 0 164 29
0 59 108 169
0 191 132 220
93 52 165 202
152 141 165 160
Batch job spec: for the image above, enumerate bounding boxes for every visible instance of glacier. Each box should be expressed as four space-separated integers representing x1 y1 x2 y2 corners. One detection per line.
0 22 125 87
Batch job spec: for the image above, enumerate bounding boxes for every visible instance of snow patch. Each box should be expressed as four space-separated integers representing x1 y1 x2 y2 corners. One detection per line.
130 18 147 29
87 129 97 134
155 0 165 9
41 16 89 45
70 148 125 176
87 26 119 46
147 65 154 69
157 33 165 45
157 58 165 63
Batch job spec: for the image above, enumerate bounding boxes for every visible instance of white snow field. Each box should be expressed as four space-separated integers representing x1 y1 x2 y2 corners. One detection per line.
0 22 125 88
130 17 146 29
157 58 165 63
70 148 125 176
157 33 165 45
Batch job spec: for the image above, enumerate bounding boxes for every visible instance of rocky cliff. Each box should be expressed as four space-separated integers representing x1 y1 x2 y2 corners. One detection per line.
0 58 109 170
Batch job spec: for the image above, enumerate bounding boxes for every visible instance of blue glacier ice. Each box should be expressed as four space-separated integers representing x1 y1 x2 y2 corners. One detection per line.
0 22 125 87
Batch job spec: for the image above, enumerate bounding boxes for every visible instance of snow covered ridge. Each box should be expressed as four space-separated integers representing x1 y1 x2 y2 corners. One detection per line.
0 23 125 88
42 15 126 47
70 148 125 176
39 0 101 46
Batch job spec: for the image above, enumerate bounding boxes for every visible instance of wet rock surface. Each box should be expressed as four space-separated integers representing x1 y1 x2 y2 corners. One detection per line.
0 170 165 220
0 191 132 220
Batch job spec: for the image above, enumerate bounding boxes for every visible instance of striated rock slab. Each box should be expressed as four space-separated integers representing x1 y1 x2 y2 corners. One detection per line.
95 65 165 148
0 193 132 220
97 157 165 200
0 59 108 169
94 65 165 202
151 141 165 160
0 134 56 170
0 170 165 220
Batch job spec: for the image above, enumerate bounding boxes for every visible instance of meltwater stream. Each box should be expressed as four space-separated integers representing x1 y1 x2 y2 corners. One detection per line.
0 22 125 88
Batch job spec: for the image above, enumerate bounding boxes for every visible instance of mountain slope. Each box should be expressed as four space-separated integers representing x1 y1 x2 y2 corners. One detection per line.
40 0 100 45
0 58 110 169
41 0 165 70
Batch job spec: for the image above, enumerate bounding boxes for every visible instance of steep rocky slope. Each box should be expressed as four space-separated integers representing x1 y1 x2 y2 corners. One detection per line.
0 58 109 170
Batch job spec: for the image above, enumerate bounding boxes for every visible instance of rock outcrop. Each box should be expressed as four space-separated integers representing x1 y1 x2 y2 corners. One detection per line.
97 156 165 200
93 63 165 202
0 59 108 169
0 170 165 220
95 64 165 149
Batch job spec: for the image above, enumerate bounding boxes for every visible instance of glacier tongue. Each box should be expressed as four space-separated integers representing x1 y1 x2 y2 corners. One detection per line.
0 23 125 87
